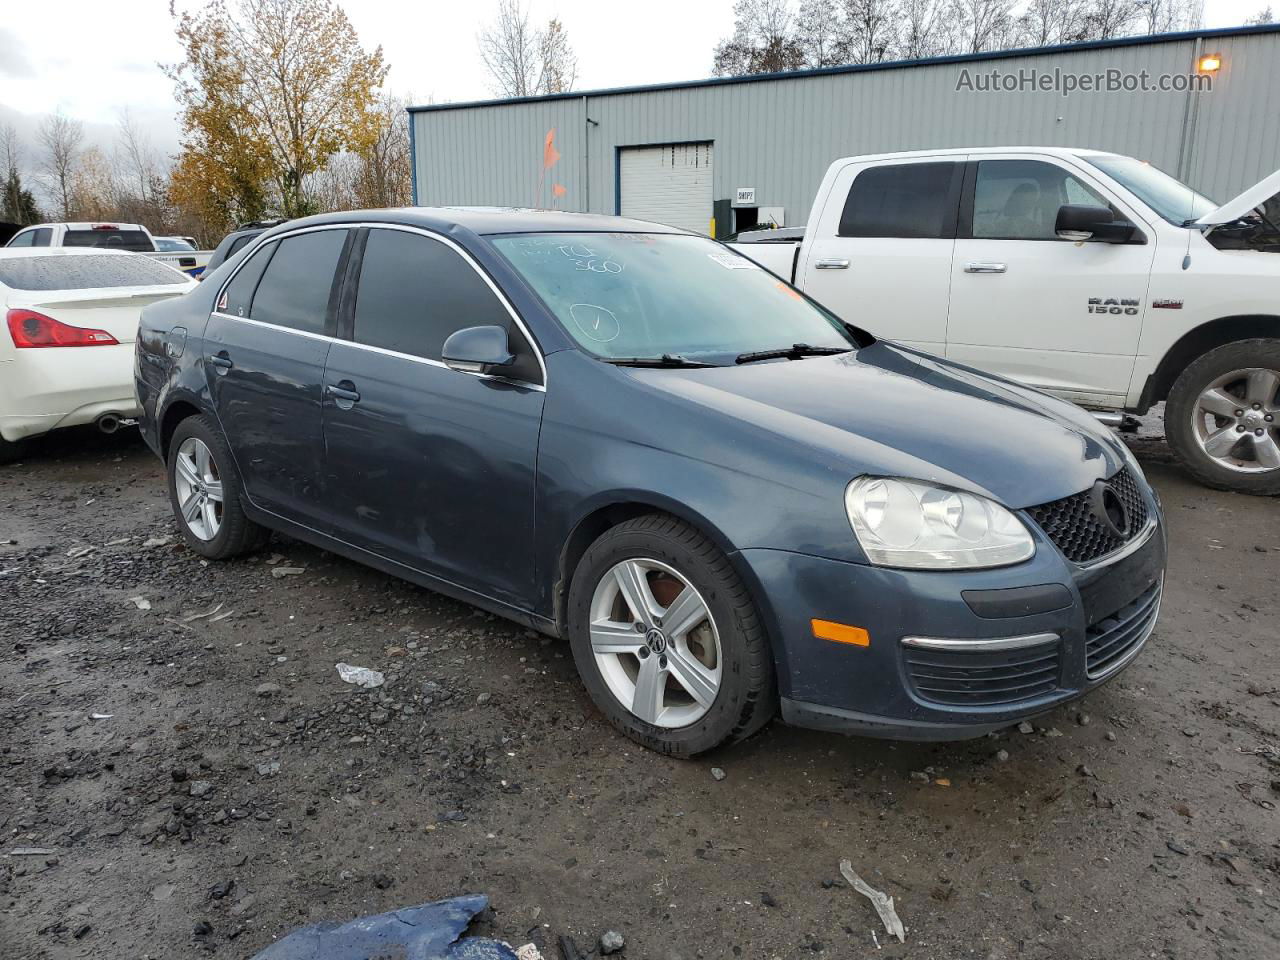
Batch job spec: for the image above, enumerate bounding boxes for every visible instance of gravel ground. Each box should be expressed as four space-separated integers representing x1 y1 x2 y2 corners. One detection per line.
1 426 1277 960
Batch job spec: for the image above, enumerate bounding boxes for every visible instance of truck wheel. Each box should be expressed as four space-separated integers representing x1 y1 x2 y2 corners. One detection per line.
1165 339 1280 495
0 435 22 465
566 514 777 756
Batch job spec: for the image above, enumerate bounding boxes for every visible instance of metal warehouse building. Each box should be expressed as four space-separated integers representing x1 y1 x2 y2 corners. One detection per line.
410 24 1280 237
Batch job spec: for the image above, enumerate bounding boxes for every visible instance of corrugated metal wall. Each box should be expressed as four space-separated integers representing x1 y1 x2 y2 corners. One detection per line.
411 27 1280 227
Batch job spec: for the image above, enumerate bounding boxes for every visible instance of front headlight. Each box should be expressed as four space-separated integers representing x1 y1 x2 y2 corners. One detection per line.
845 477 1035 570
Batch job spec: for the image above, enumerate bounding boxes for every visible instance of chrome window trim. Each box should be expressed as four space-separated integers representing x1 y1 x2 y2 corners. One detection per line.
213 220 548 389
901 632 1059 652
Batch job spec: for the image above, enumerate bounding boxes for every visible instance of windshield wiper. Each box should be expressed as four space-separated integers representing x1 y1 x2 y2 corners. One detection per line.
735 343 852 364
603 354 717 369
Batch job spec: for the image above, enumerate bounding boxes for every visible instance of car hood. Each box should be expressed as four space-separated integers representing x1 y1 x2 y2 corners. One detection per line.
1196 167 1280 226
631 343 1123 510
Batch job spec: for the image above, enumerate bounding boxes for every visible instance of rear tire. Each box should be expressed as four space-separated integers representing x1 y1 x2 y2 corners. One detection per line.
166 415 267 559
0 435 22 465
566 513 776 757
1165 339 1280 496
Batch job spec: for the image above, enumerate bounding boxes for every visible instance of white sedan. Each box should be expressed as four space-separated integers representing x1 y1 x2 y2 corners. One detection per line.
0 248 196 462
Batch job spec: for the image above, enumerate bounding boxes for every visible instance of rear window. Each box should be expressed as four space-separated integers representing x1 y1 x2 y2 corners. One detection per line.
839 162 963 239
63 229 155 252
154 237 196 252
0 254 189 291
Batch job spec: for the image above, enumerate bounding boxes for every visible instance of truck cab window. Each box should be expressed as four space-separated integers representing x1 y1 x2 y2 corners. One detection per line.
972 160 1109 240
839 162 963 239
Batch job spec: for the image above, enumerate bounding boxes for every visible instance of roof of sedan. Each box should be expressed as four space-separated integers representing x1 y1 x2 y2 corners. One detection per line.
275 207 692 236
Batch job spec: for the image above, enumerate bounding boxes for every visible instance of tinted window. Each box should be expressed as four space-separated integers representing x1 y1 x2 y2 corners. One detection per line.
32 228 52 246
250 230 347 334
63 229 155 252
0 254 188 291
228 233 257 256
839 162 962 238
218 240 277 318
7 231 34 247
155 237 195 252
353 229 510 361
972 160 1111 240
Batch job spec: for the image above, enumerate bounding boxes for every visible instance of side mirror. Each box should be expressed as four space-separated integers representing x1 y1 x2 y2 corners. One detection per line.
1055 204 1138 243
441 325 515 374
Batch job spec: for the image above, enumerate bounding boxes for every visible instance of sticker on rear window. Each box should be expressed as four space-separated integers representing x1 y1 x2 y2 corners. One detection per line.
707 252 757 270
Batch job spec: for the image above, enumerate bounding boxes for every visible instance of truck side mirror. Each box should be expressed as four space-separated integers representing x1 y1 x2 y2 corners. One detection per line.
1055 204 1139 244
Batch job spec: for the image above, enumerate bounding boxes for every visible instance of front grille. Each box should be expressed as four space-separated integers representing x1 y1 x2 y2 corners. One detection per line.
1085 580 1161 679
905 640 1061 707
1026 466 1150 565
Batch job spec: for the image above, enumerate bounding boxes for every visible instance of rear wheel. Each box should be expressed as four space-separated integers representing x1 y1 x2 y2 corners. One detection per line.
566 514 776 756
167 416 267 558
1166 339 1280 495
0 435 22 465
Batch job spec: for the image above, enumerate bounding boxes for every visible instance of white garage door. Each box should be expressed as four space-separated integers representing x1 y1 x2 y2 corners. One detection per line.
619 143 713 234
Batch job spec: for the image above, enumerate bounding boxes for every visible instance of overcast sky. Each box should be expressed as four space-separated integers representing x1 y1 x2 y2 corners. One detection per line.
0 0 1271 166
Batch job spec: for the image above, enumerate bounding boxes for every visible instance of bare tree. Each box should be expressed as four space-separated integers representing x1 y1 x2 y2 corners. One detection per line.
795 0 850 66
713 0 806 75
1017 0 1091 45
843 0 900 63
1246 4 1275 23
900 0 953 57
478 0 577 96
1135 0 1202 33
1082 0 1141 38
953 0 1016 53
38 113 84 220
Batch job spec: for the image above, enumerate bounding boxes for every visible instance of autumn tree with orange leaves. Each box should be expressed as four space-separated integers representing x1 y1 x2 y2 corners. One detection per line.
166 0 388 231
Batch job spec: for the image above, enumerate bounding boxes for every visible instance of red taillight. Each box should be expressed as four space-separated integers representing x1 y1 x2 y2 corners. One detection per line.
6 309 119 348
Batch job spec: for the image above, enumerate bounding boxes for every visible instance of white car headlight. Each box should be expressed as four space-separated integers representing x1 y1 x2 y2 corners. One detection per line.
845 477 1035 570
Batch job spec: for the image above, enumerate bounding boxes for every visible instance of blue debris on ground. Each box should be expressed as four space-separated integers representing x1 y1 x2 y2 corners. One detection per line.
249 894 517 960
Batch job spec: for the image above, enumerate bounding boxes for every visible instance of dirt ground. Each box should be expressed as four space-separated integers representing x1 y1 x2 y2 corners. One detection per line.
1 426 1277 960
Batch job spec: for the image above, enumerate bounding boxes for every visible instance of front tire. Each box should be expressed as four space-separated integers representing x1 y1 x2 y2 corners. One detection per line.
566 514 776 756
166 416 267 558
1165 339 1280 495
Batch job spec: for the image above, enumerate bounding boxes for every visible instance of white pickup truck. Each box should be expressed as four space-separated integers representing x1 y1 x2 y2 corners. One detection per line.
728 147 1280 495
5 222 212 278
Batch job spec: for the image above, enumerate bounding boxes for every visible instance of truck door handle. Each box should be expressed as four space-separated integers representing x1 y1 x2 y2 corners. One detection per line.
209 352 233 371
964 261 1007 274
325 382 361 406
815 258 849 270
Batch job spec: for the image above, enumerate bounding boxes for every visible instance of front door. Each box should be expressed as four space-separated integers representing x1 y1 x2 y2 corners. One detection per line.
321 226 546 609
946 156 1157 407
205 227 350 528
798 157 965 354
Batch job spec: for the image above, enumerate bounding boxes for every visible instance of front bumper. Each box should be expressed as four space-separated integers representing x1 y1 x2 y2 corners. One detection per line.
737 510 1167 740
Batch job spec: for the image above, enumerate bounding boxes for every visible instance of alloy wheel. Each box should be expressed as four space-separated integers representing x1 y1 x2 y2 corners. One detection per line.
174 437 224 541
1192 367 1280 473
588 558 722 728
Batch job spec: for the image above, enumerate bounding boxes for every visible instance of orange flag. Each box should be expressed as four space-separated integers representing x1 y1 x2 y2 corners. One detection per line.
552 183 567 197
543 129 560 169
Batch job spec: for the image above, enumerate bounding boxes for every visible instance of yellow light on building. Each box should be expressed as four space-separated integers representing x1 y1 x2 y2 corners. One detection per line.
1198 53 1223 73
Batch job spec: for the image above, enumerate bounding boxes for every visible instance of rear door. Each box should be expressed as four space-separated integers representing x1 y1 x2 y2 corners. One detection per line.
321 226 546 607
204 226 351 529
946 155 1157 406
797 158 964 354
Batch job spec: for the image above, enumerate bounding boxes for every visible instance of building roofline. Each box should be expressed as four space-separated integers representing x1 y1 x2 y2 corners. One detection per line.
408 22 1280 115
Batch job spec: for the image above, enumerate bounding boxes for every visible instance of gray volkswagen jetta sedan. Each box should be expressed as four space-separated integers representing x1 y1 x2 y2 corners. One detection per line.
135 208 1166 756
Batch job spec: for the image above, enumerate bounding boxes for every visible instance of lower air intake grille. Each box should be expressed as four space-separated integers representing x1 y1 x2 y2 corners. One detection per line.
905 640 1061 707
1085 580 1161 679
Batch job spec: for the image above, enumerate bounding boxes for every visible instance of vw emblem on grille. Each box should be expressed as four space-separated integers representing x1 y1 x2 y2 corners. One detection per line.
1090 481 1130 538
644 628 668 655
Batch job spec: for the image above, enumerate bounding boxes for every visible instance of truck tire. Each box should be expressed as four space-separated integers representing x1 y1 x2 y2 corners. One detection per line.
1165 338 1280 495
0 435 22 465
566 513 777 756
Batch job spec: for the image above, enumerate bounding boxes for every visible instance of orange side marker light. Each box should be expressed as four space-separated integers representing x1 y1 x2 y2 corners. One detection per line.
812 619 870 647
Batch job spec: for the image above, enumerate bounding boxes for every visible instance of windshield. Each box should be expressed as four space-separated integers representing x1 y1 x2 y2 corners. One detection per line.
1087 156 1216 225
491 233 856 362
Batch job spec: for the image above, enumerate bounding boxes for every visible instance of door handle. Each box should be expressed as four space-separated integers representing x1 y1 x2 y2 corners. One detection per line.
815 258 849 270
964 261 1007 274
209 352 233 371
325 382 361 405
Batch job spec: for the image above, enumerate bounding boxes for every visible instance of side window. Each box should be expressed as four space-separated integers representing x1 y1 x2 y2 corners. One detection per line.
31 228 52 247
7 231 34 247
218 240 277 318
227 234 254 257
250 230 348 334
839 162 963 239
352 229 515 363
972 160 1110 240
